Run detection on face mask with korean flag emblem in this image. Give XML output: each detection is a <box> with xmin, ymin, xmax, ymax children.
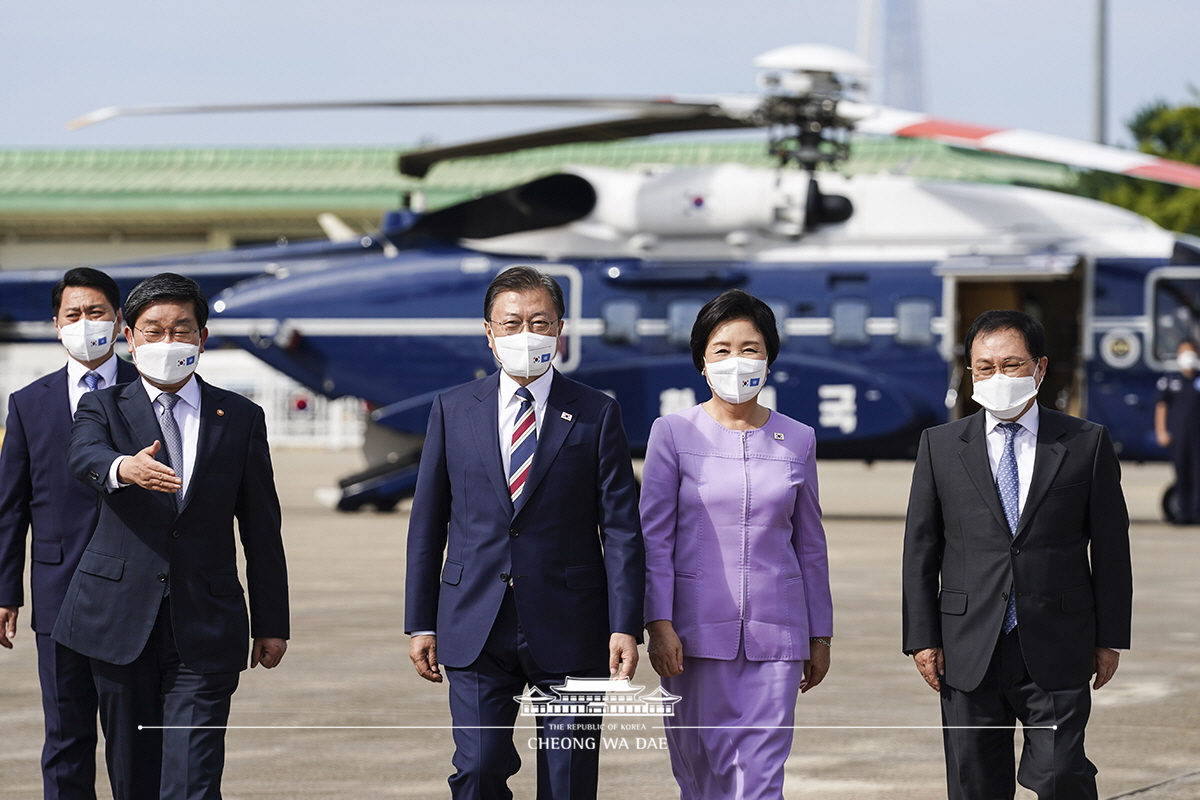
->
<box><xmin>132</xmin><ymin>341</ymin><xmax>200</xmax><ymax>385</ymax></box>
<box><xmin>705</xmin><ymin>356</ymin><xmax>768</xmax><ymax>405</ymax></box>
<box><xmin>59</xmin><ymin>318</ymin><xmax>117</xmax><ymax>362</ymax></box>
<box><xmin>492</xmin><ymin>331</ymin><xmax>557</xmax><ymax>379</ymax></box>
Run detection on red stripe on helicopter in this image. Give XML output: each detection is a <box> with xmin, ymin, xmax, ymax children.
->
<box><xmin>894</xmin><ymin>119</ymin><xmax>1006</xmax><ymax>142</ymax></box>
<box><xmin>1125</xmin><ymin>160</ymin><xmax>1200</xmax><ymax>190</ymax></box>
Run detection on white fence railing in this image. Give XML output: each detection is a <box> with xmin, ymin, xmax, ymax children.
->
<box><xmin>0</xmin><ymin>344</ymin><xmax>365</xmax><ymax>450</ymax></box>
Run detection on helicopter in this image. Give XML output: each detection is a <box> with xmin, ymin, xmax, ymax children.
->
<box><xmin>8</xmin><ymin>43</ymin><xmax>1200</xmax><ymax>513</ymax></box>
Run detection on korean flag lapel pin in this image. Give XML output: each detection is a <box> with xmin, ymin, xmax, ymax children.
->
<box><xmin>561</xmin><ymin>411</ymin><xmax>573</xmax><ymax>422</ymax></box>
<box><xmin>773</xmin><ymin>432</ymin><xmax>785</xmax><ymax>440</ymax></box>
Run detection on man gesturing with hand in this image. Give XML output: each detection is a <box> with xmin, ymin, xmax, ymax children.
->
<box><xmin>55</xmin><ymin>273</ymin><xmax>289</xmax><ymax>800</ymax></box>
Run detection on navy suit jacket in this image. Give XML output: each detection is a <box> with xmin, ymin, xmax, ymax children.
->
<box><xmin>405</xmin><ymin>370</ymin><xmax>644</xmax><ymax>674</ymax></box>
<box><xmin>902</xmin><ymin>407</ymin><xmax>1133</xmax><ymax>691</ymax></box>
<box><xmin>53</xmin><ymin>375</ymin><xmax>289</xmax><ymax>673</ymax></box>
<box><xmin>0</xmin><ymin>359</ymin><xmax>140</xmax><ymax>634</ymax></box>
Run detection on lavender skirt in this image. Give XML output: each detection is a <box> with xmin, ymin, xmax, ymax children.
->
<box><xmin>661</xmin><ymin>648</ymin><xmax>805</xmax><ymax>800</ymax></box>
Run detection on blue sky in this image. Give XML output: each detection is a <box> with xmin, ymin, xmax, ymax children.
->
<box><xmin>1</xmin><ymin>0</ymin><xmax>1195</xmax><ymax>151</ymax></box>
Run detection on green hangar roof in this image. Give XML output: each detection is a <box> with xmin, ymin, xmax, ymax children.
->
<box><xmin>0</xmin><ymin>138</ymin><xmax>1073</xmax><ymax>241</ymax></box>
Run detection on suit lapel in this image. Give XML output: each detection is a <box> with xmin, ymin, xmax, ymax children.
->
<box><xmin>179</xmin><ymin>377</ymin><xmax>230</xmax><ymax>514</ymax></box>
<box><xmin>514</xmin><ymin>373</ymin><xmax>577</xmax><ymax>516</ymax></box>
<box><xmin>1014</xmin><ymin>409</ymin><xmax>1066</xmax><ymax>541</ymax></box>
<box><xmin>470</xmin><ymin>375</ymin><xmax>513</xmax><ymax>513</ymax></box>
<box><xmin>117</xmin><ymin>380</ymin><xmax>175</xmax><ymax>512</ymax></box>
<box><xmin>957</xmin><ymin>411</ymin><xmax>1010</xmax><ymax>532</ymax></box>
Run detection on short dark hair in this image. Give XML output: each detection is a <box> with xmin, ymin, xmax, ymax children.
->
<box><xmin>124</xmin><ymin>273</ymin><xmax>209</xmax><ymax>330</ymax></box>
<box><xmin>964</xmin><ymin>310</ymin><xmax>1046</xmax><ymax>361</ymax></box>
<box><xmin>483</xmin><ymin>266</ymin><xmax>565</xmax><ymax>321</ymax></box>
<box><xmin>52</xmin><ymin>267</ymin><xmax>121</xmax><ymax>316</ymax></box>
<box><xmin>689</xmin><ymin>289</ymin><xmax>781</xmax><ymax>372</ymax></box>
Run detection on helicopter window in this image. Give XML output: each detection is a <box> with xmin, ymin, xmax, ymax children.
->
<box><xmin>602</xmin><ymin>299</ymin><xmax>641</xmax><ymax>346</ymax></box>
<box><xmin>1152</xmin><ymin>273</ymin><xmax>1200</xmax><ymax>360</ymax></box>
<box><xmin>766</xmin><ymin>299</ymin><xmax>790</xmax><ymax>346</ymax></box>
<box><xmin>830</xmin><ymin>299</ymin><xmax>870</xmax><ymax>347</ymax></box>
<box><xmin>668</xmin><ymin>300</ymin><xmax>706</xmax><ymax>348</ymax></box>
<box><xmin>895</xmin><ymin>299</ymin><xmax>936</xmax><ymax>347</ymax></box>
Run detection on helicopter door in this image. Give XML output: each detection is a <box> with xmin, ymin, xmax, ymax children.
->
<box><xmin>539</xmin><ymin>263</ymin><xmax>584</xmax><ymax>373</ymax></box>
<box><xmin>938</xmin><ymin>255</ymin><xmax>1086</xmax><ymax>420</ymax></box>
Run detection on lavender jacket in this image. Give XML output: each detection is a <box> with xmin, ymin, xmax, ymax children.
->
<box><xmin>641</xmin><ymin>405</ymin><xmax>833</xmax><ymax>661</ymax></box>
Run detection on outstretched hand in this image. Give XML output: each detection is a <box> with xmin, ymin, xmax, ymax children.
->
<box><xmin>117</xmin><ymin>440</ymin><xmax>182</xmax><ymax>493</ymax></box>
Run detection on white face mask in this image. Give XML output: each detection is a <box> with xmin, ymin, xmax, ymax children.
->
<box><xmin>972</xmin><ymin>370</ymin><xmax>1040</xmax><ymax>418</ymax></box>
<box><xmin>705</xmin><ymin>357</ymin><xmax>768</xmax><ymax>405</ymax></box>
<box><xmin>1179</xmin><ymin>351</ymin><xmax>1199</xmax><ymax>372</ymax></box>
<box><xmin>133</xmin><ymin>341</ymin><xmax>200</xmax><ymax>385</ymax></box>
<box><xmin>59</xmin><ymin>318</ymin><xmax>117</xmax><ymax>362</ymax></box>
<box><xmin>492</xmin><ymin>330</ymin><xmax>556</xmax><ymax>378</ymax></box>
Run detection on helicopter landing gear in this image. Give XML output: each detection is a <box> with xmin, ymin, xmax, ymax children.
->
<box><xmin>1162</xmin><ymin>482</ymin><xmax>1181</xmax><ymax>524</ymax></box>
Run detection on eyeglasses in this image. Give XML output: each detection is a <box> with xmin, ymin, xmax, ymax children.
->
<box><xmin>488</xmin><ymin>318</ymin><xmax>559</xmax><ymax>336</ymax></box>
<box><xmin>134</xmin><ymin>326</ymin><xmax>198</xmax><ymax>343</ymax></box>
<box><xmin>970</xmin><ymin>357</ymin><xmax>1037</xmax><ymax>379</ymax></box>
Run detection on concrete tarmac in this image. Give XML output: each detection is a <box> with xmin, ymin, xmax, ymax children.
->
<box><xmin>1</xmin><ymin>451</ymin><xmax>1197</xmax><ymax>798</ymax></box>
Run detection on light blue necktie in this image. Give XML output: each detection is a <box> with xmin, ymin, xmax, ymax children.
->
<box><xmin>996</xmin><ymin>421</ymin><xmax>1022</xmax><ymax>633</ymax></box>
<box><xmin>157</xmin><ymin>393</ymin><xmax>183</xmax><ymax>510</ymax></box>
<box><xmin>83</xmin><ymin>371</ymin><xmax>100</xmax><ymax>392</ymax></box>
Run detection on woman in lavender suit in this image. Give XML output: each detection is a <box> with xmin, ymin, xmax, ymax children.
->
<box><xmin>641</xmin><ymin>289</ymin><xmax>834</xmax><ymax>800</ymax></box>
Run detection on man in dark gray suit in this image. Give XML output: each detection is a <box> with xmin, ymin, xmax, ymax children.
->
<box><xmin>56</xmin><ymin>273</ymin><xmax>289</xmax><ymax>800</ymax></box>
<box><xmin>903</xmin><ymin>309</ymin><xmax>1132</xmax><ymax>800</ymax></box>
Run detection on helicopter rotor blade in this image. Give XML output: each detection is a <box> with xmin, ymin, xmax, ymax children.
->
<box><xmin>66</xmin><ymin>96</ymin><xmax>736</xmax><ymax>131</ymax></box>
<box><xmin>397</xmin><ymin>112</ymin><xmax>758</xmax><ymax>177</ymax></box>
<box><xmin>843</xmin><ymin>102</ymin><xmax>1200</xmax><ymax>190</ymax></box>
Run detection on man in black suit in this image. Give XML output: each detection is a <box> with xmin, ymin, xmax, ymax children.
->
<box><xmin>1</xmin><ymin>268</ymin><xmax>139</xmax><ymax>799</ymax></box>
<box><xmin>903</xmin><ymin>309</ymin><xmax>1133</xmax><ymax>799</ymax></box>
<box><xmin>54</xmin><ymin>273</ymin><xmax>289</xmax><ymax>800</ymax></box>
<box><xmin>406</xmin><ymin>265</ymin><xmax>644</xmax><ymax>800</ymax></box>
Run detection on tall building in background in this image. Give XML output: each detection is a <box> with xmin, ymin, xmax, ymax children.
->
<box><xmin>860</xmin><ymin>0</ymin><xmax>925</xmax><ymax>112</ymax></box>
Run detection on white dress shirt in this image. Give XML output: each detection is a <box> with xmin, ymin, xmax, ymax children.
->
<box><xmin>497</xmin><ymin>368</ymin><xmax>553</xmax><ymax>477</ymax></box>
<box><xmin>66</xmin><ymin>353</ymin><xmax>120</xmax><ymax>416</ymax></box>
<box><xmin>107</xmin><ymin>375</ymin><xmax>202</xmax><ymax>498</ymax></box>
<box><xmin>984</xmin><ymin>402</ymin><xmax>1040</xmax><ymax>517</ymax></box>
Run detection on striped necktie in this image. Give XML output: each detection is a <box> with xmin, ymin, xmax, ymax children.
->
<box><xmin>508</xmin><ymin>387</ymin><xmax>537</xmax><ymax>504</ymax></box>
<box><xmin>83</xmin><ymin>371</ymin><xmax>100</xmax><ymax>392</ymax></box>
<box><xmin>996</xmin><ymin>421</ymin><xmax>1021</xmax><ymax>633</ymax></box>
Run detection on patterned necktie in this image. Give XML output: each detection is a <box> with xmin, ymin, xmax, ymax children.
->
<box><xmin>996</xmin><ymin>421</ymin><xmax>1022</xmax><ymax>633</ymax></box>
<box><xmin>83</xmin><ymin>371</ymin><xmax>100</xmax><ymax>392</ymax></box>
<box><xmin>157</xmin><ymin>393</ymin><xmax>184</xmax><ymax>509</ymax></box>
<box><xmin>508</xmin><ymin>387</ymin><xmax>537</xmax><ymax>504</ymax></box>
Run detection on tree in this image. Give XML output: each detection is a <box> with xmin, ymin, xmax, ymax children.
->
<box><xmin>1073</xmin><ymin>97</ymin><xmax>1200</xmax><ymax>236</ymax></box>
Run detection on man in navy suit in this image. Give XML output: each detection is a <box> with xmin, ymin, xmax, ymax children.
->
<box><xmin>0</xmin><ymin>267</ymin><xmax>139</xmax><ymax>799</ymax></box>
<box><xmin>406</xmin><ymin>265</ymin><xmax>644</xmax><ymax>800</ymax></box>
<box><xmin>54</xmin><ymin>272</ymin><xmax>289</xmax><ymax>800</ymax></box>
